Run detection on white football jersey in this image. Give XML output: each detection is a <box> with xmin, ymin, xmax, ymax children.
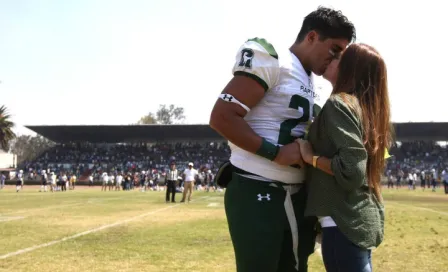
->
<box><xmin>229</xmin><ymin>38</ymin><xmax>323</xmax><ymax>184</ymax></box>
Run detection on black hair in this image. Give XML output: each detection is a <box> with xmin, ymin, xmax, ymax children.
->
<box><xmin>296</xmin><ymin>6</ymin><xmax>356</xmax><ymax>43</ymax></box>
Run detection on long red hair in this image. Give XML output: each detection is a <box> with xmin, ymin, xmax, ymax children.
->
<box><xmin>332</xmin><ymin>43</ymin><xmax>393</xmax><ymax>201</ymax></box>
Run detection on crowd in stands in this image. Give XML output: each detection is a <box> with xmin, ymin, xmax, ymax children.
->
<box><xmin>386</xmin><ymin>141</ymin><xmax>448</xmax><ymax>191</ymax></box>
<box><xmin>19</xmin><ymin>142</ymin><xmax>230</xmax><ymax>182</ymax></box>
<box><xmin>8</xmin><ymin>140</ymin><xmax>448</xmax><ymax>193</ymax></box>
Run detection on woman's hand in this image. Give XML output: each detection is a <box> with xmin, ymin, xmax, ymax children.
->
<box><xmin>297</xmin><ymin>139</ymin><xmax>314</xmax><ymax>165</ymax></box>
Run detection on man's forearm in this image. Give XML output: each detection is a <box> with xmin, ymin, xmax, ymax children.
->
<box><xmin>211</xmin><ymin>110</ymin><xmax>262</xmax><ymax>154</ymax></box>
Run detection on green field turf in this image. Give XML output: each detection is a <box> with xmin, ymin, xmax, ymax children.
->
<box><xmin>0</xmin><ymin>186</ymin><xmax>447</xmax><ymax>272</ymax></box>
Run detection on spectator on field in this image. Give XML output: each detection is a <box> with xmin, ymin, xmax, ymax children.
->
<box><xmin>180</xmin><ymin>162</ymin><xmax>198</xmax><ymax>203</ymax></box>
<box><xmin>70</xmin><ymin>174</ymin><xmax>77</xmax><ymax>190</ymax></box>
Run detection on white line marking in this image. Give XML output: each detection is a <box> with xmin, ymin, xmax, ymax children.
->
<box><xmin>207</xmin><ymin>203</ymin><xmax>219</xmax><ymax>207</ymax></box>
<box><xmin>0</xmin><ymin>196</ymin><xmax>209</xmax><ymax>259</ymax></box>
<box><xmin>0</xmin><ymin>216</ymin><xmax>25</xmax><ymax>222</ymax></box>
<box><xmin>387</xmin><ymin>201</ymin><xmax>448</xmax><ymax>216</ymax></box>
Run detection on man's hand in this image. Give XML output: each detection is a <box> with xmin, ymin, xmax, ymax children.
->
<box><xmin>274</xmin><ymin>142</ymin><xmax>304</xmax><ymax>167</ymax></box>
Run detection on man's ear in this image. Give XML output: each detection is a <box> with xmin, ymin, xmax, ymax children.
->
<box><xmin>307</xmin><ymin>30</ymin><xmax>317</xmax><ymax>43</ymax></box>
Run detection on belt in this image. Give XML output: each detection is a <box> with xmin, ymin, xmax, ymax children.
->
<box><xmin>270</xmin><ymin>183</ymin><xmax>301</xmax><ymax>271</ymax></box>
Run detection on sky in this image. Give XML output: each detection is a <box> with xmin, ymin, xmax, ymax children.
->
<box><xmin>1</xmin><ymin>0</ymin><xmax>447</xmax><ymax>136</ymax></box>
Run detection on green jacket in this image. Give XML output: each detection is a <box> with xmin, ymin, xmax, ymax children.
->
<box><xmin>305</xmin><ymin>94</ymin><xmax>385</xmax><ymax>249</ymax></box>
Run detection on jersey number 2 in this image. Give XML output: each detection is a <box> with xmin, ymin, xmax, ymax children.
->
<box><xmin>277</xmin><ymin>95</ymin><xmax>309</xmax><ymax>145</ymax></box>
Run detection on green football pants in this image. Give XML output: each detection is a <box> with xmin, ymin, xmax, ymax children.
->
<box><xmin>225</xmin><ymin>172</ymin><xmax>317</xmax><ymax>272</ymax></box>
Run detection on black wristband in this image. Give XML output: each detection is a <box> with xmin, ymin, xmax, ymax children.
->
<box><xmin>256</xmin><ymin>138</ymin><xmax>280</xmax><ymax>161</ymax></box>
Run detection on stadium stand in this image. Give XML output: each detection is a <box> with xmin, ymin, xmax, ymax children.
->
<box><xmin>19</xmin><ymin>125</ymin><xmax>229</xmax><ymax>184</ymax></box>
<box><xmin>9</xmin><ymin>123</ymin><xmax>448</xmax><ymax>190</ymax></box>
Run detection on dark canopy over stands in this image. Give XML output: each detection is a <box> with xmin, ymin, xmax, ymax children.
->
<box><xmin>393</xmin><ymin>122</ymin><xmax>448</xmax><ymax>141</ymax></box>
<box><xmin>26</xmin><ymin>125</ymin><xmax>223</xmax><ymax>143</ymax></box>
<box><xmin>26</xmin><ymin>123</ymin><xmax>448</xmax><ymax>143</ymax></box>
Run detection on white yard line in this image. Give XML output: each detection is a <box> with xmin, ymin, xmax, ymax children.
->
<box><xmin>386</xmin><ymin>201</ymin><xmax>448</xmax><ymax>216</ymax></box>
<box><xmin>0</xmin><ymin>216</ymin><xmax>25</xmax><ymax>222</ymax></box>
<box><xmin>0</xmin><ymin>196</ymin><xmax>209</xmax><ymax>260</ymax></box>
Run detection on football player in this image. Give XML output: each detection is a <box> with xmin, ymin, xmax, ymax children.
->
<box><xmin>209</xmin><ymin>7</ymin><xmax>355</xmax><ymax>272</ymax></box>
<box><xmin>101</xmin><ymin>172</ymin><xmax>109</xmax><ymax>191</ymax></box>
<box><xmin>50</xmin><ymin>171</ymin><xmax>57</xmax><ymax>192</ymax></box>
<box><xmin>115</xmin><ymin>172</ymin><xmax>123</xmax><ymax>191</ymax></box>
<box><xmin>108</xmin><ymin>173</ymin><xmax>115</xmax><ymax>191</ymax></box>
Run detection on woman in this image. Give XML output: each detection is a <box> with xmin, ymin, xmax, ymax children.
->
<box><xmin>298</xmin><ymin>43</ymin><xmax>392</xmax><ymax>272</ymax></box>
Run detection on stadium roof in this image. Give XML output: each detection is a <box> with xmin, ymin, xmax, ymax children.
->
<box><xmin>26</xmin><ymin>123</ymin><xmax>448</xmax><ymax>143</ymax></box>
<box><xmin>393</xmin><ymin>122</ymin><xmax>448</xmax><ymax>141</ymax></box>
<box><xmin>26</xmin><ymin>125</ymin><xmax>223</xmax><ymax>143</ymax></box>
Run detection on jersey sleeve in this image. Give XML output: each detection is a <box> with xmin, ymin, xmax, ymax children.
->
<box><xmin>232</xmin><ymin>38</ymin><xmax>280</xmax><ymax>91</ymax></box>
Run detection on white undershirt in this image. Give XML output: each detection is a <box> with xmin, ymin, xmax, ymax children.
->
<box><xmin>318</xmin><ymin>216</ymin><xmax>337</xmax><ymax>228</ymax></box>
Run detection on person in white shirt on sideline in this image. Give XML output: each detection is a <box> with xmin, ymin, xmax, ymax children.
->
<box><xmin>61</xmin><ymin>173</ymin><xmax>68</xmax><ymax>191</ymax></box>
<box><xmin>51</xmin><ymin>172</ymin><xmax>57</xmax><ymax>192</ymax></box>
<box><xmin>408</xmin><ymin>172</ymin><xmax>414</xmax><ymax>190</ymax></box>
<box><xmin>109</xmin><ymin>173</ymin><xmax>115</xmax><ymax>191</ymax></box>
<box><xmin>115</xmin><ymin>173</ymin><xmax>123</xmax><ymax>191</ymax></box>
<box><xmin>102</xmin><ymin>172</ymin><xmax>109</xmax><ymax>191</ymax></box>
<box><xmin>181</xmin><ymin>162</ymin><xmax>198</xmax><ymax>203</ymax></box>
<box><xmin>17</xmin><ymin>170</ymin><xmax>24</xmax><ymax>191</ymax></box>
<box><xmin>40</xmin><ymin>170</ymin><xmax>48</xmax><ymax>192</ymax></box>
<box><xmin>89</xmin><ymin>174</ymin><xmax>94</xmax><ymax>187</ymax></box>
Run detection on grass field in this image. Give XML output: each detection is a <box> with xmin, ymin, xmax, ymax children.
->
<box><xmin>0</xmin><ymin>186</ymin><xmax>447</xmax><ymax>272</ymax></box>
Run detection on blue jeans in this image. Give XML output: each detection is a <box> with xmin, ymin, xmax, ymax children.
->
<box><xmin>322</xmin><ymin>227</ymin><xmax>372</xmax><ymax>272</ymax></box>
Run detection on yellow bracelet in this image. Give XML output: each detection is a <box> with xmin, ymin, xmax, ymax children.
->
<box><xmin>312</xmin><ymin>156</ymin><xmax>320</xmax><ymax>168</ymax></box>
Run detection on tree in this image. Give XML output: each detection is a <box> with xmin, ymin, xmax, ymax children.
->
<box><xmin>10</xmin><ymin>135</ymin><xmax>55</xmax><ymax>165</ymax></box>
<box><xmin>137</xmin><ymin>113</ymin><xmax>157</xmax><ymax>125</ymax></box>
<box><xmin>137</xmin><ymin>104</ymin><xmax>186</xmax><ymax>125</ymax></box>
<box><xmin>156</xmin><ymin>104</ymin><xmax>185</xmax><ymax>125</ymax></box>
<box><xmin>0</xmin><ymin>105</ymin><xmax>16</xmax><ymax>151</ymax></box>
